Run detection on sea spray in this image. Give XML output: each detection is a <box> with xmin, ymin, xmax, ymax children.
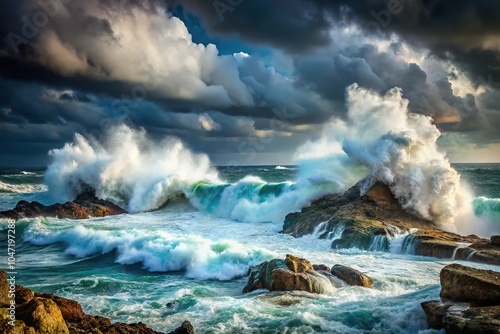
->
<box><xmin>45</xmin><ymin>125</ymin><xmax>219</xmax><ymax>212</ymax></box>
<box><xmin>295</xmin><ymin>84</ymin><xmax>476</xmax><ymax>235</ymax></box>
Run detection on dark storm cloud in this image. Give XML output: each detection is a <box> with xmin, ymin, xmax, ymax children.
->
<box><xmin>169</xmin><ymin>0</ymin><xmax>332</xmax><ymax>53</ymax></box>
<box><xmin>176</xmin><ymin>0</ymin><xmax>500</xmax><ymax>80</ymax></box>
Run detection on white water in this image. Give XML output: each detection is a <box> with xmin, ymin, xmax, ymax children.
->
<box><xmin>7</xmin><ymin>208</ymin><xmax>499</xmax><ymax>333</ymax></box>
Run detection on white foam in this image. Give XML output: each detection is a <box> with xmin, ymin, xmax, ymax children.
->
<box><xmin>22</xmin><ymin>221</ymin><xmax>275</xmax><ymax>280</ymax></box>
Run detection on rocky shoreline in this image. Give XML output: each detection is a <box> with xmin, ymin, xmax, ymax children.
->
<box><xmin>0</xmin><ymin>271</ymin><xmax>194</xmax><ymax>334</ymax></box>
<box><xmin>0</xmin><ymin>191</ymin><xmax>127</xmax><ymax>221</ymax></box>
<box><xmin>421</xmin><ymin>264</ymin><xmax>500</xmax><ymax>333</ymax></box>
<box><xmin>283</xmin><ymin>181</ymin><xmax>500</xmax><ymax>265</ymax></box>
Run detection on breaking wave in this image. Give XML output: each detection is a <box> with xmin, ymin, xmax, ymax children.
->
<box><xmin>22</xmin><ymin>219</ymin><xmax>275</xmax><ymax>280</ymax></box>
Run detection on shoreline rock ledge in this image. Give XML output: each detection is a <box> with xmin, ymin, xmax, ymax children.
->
<box><xmin>283</xmin><ymin>181</ymin><xmax>500</xmax><ymax>265</ymax></box>
<box><xmin>0</xmin><ymin>270</ymin><xmax>194</xmax><ymax>334</ymax></box>
<box><xmin>0</xmin><ymin>191</ymin><xmax>127</xmax><ymax>221</ymax></box>
<box><xmin>421</xmin><ymin>263</ymin><xmax>500</xmax><ymax>334</ymax></box>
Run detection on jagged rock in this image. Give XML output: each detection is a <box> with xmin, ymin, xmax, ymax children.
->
<box><xmin>330</xmin><ymin>264</ymin><xmax>372</xmax><ymax>288</ymax></box>
<box><xmin>283</xmin><ymin>181</ymin><xmax>500</xmax><ymax>265</ymax></box>
<box><xmin>443</xmin><ymin>305</ymin><xmax>500</xmax><ymax>334</ymax></box>
<box><xmin>167</xmin><ymin>320</ymin><xmax>195</xmax><ymax>334</ymax></box>
<box><xmin>284</xmin><ymin>254</ymin><xmax>313</xmax><ymax>273</ymax></box>
<box><xmin>421</xmin><ymin>264</ymin><xmax>500</xmax><ymax>333</ymax></box>
<box><xmin>0</xmin><ymin>271</ymin><xmax>194</xmax><ymax>334</ymax></box>
<box><xmin>0</xmin><ymin>191</ymin><xmax>127</xmax><ymax>220</ymax></box>
<box><xmin>243</xmin><ymin>255</ymin><xmax>368</xmax><ymax>294</ymax></box>
<box><xmin>421</xmin><ymin>300</ymin><xmax>455</xmax><ymax>329</ymax></box>
<box><xmin>440</xmin><ymin>264</ymin><xmax>500</xmax><ymax>305</ymax></box>
<box><xmin>312</xmin><ymin>264</ymin><xmax>331</xmax><ymax>272</ymax></box>
<box><xmin>0</xmin><ymin>271</ymin><xmax>9</xmax><ymax>307</ymax></box>
<box><xmin>15</xmin><ymin>286</ymin><xmax>34</xmax><ymax>305</ymax></box>
<box><xmin>17</xmin><ymin>298</ymin><xmax>69</xmax><ymax>334</ymax></box>
<box><xmin>492</xmin><ymin>236</ymin><xmax>500</xmax><ymax>246</ymax></box>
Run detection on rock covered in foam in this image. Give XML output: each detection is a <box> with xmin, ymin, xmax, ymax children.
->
<box><xmin>0</xmin><ymin>191</ymin><xmax>127</xmax><ymax>220</ymax></box>
<box><xmin>243</xmin><ymin>254</ymin><xmax>370</xmax><ymax>294</ymax></box>
<box><xmin>421</xmin><ymin>264</ymin><xmax>500</xmax><ymax>333</ymax></box>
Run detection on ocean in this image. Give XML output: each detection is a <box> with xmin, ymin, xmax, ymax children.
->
<box><xmin>0</xmin><ymin>164</ymin><xmax>499</xmax><ymax>333</ymax></box>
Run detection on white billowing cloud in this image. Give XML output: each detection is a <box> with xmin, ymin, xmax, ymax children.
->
<box><xmin>29</xmin><ymin>0</ymin><xmax>254</xmax><ymax>108</ymax></box>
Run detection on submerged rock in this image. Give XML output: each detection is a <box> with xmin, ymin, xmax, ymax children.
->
<box><xmin>421</xmin><ymin>264</ymin><xmax>500</xmax><ymax>333</ymax></box>
<box><xmin>0</xmin><ymin>191</ymin><xmax>127</xmax><ymax>220</ymax></box>
<box><xmin>283</xmin><ymin>181</ymin><xmax>500</xmax><ymax>265</ymax></box>
<box><xmin>0</xmin><ymin>270</ymin><xmax>194</xmax><ymax>333</ymax></box>
<box><xmin>243</xmin><ymin>254</ymin><xmax>370</xmax><ymax>294</ymax></box>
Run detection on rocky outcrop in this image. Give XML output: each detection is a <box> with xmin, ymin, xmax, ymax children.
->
<box><xmin>421</xmin><ymin>264</ymin><xmax>500</xmax><ymax>333</ymax></box>
<box><xmin>283</xmin><ymin>181</ymin><xmax>500</xmax><ymax>265</ymax></box>
<box><xmin>0</xmin><ymin>271</ymin><xmax>194</xmax><ymax>333</ymax></box>
<box><xmin>0</xmin><ymin>191</ymin><xmax>127</xmax><ymax>220</ymax></box>
<box><xmin>243</xmin><ymin>254</ymin><xmax>371</xmax><ymax>294</ymax></box>
<box><xmin>439</xmin><ymin>264</ymin><xmax>500</xmax><ymax>305</ymax></box>
<box><xmin>330</xmin><ymin>264</ymin><xmax>372</xmax><ymax>288</ymax></box>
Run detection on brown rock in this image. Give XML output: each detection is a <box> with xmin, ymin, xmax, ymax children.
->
<box><xmin>421</xmin><ymin>300</ymin><xmax>454</xmax><ymax>329</ymax></box>
<box><xmin>270</xmin><ymin>268</ymin><xmax>312</xmax><ymax>292</ymax></box>
<box><xmin>168</xmin><ymin>320</ymin><xmax>195</xmax><ymax>334</ymax></box>
<box><xmin>491</xmin><ymin>236</ymin><xmax>500</xmax><ymax>246</ymax></box>
<box><xmin>0</xmin><ymin>191</ymin><xmax>127</xmax><ymax>221</ymax></box>
<box><xmin>443</xmin><ymin>305</ymin><xmax>500</xmax><ymax>334</ymax></box>
<box><xmin>330</xmin><ymin>264</ymin><xmax>372</xmax><ymax>288</ymax></box>
<box><xmin>35</xmin><ymin>293</ymin><xmax>86</xmax><ymax>323</ymax></box>
<box><xmin>440</xmin><ymin>264</ymin><xmax>500</xmax><ymax>305</ymax></box>
<box><xmin>0</xmin><ymin>271</ymin><xmax>9</xmax><ymax>307</ymax></box>
<box><xmin>284</xmin><ymin>254</ymin><xmax>313</xmax><ymax>273</ymax></box>
<box><xmin>17</xmin><ymin>298</ymin><xmax>69</xmax><ymax>334</ymax></box>
<box><xmin>312</xmin><ymin>264</ymin><xmax>331</xmax><ymax>272</ymax></box>
<box><xmin>15</xmin><ymin>286</ymin><xmax>34</xmax><ymax>305</ymax></box>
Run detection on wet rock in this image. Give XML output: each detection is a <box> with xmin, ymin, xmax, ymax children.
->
<box><xmin>0</xmin><ymin>271</ymin><xmax>9</xmax><ymax>307</ymax></box>
<box><xmin>167</xmin><ymin>320</ymin><xmax>195</xmax><ymax>334</ymax></box>
<box><xmin>491</xmin><ymin>236</ymin><xmax>500</xmax><ymax>246</ymax></box>
<box><xmin>330</xmin><ymin>264</ymin><xmax>372</xmax><ymax>288</ymax></box>
<box><xmin>440</xmin><ymin>264</ymin><xmax>500</xmax><ymax>305</ymax></box>
<box><xmin>15</xmin><ymin>286</ymin><xmax>34</xmax><ymax>305</ymax></box>
<box><xmin>17</xmin><ymin>298</ymin><xmax>69</xmax><ymax>334</ymax></box>
<box><xmin>284</xmin><ymin>254</ymin><xmax>313</xmax><ymax>273</ymax></box>
<box><xmin>421</xmin><ymin>264</ymin><xmax>500</xmax><ymax>333</ymax></box>
<box><xmin>243</xmin><ymin>255</ymin><xmax>368</xmax><ymax>294</ymax></box>
<box><xmin>283</xmin><ymin>181</ymin><xmax>500</xmax><ymax>265</ymax></box>
<box><xmin>0</xmin><ymin>270</ymin><xmax>194</xmax><ymax>334</ymax></box>
<box><xmin>0</xmin><ymin>191</ymin><xmax>127</xmax><ymax>220</ymax></box>
<box><xmin>312</xmin><ymin>264</ymin><xmax>331</xmax><ymax>272</ymax></box>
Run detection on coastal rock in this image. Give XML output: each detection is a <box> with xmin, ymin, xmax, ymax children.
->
<box><xmin>491</xmin><ymin>236</ymin><xmax>500</xmax><ymax>246</ymax></box>
<box><xmin>0</xmin><ymin>271</ymin><xmax>195</xmax><ymax>334</ymax></box>
<box><xmin>243</xmin><ymin>255</ymin><xmax>369</xmax><ymax>294</ymax></box>
<box><xmin>421</xmin><ymin>264</ymin><xmax>500</xmax><ymax>333</ymax></box>
<box><xmin>167</xmin><ymin>320</ymin><xmax>195</xmax><ymax>334</ymax></box>
<box><xmin>330</xmin><ymin>264</ymin><xmax>372</xmax><ymax>288</ymax></box>
<box><xmin>17</xmin><ymin>298</ymin><xmax>69</xmax><ymax>334</ymax></box>
<box><xmin>0</xmin><ymin>191</ymin><xmax>127</xmax><ymax>220</ymax></box>
<box><xmin>440</xmin><ymin>264</ymin><xmax>500</xmax><ymax>305</ymax></box>
<box><xmin>283</xmin><ymin>181</ymin><xmax>500</xmax><ymax>265</ymax></box>
<box><xmin>0</xmin><ymin>271</ymin><xmax>9</xmax><ymax>307</ymax></box>
<box><xmin>284</xmin><ymin>254</ymin><xmax>313</xmax><ymax>273</ymax></box>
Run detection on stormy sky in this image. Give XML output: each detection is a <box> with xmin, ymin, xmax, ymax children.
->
<box><xmin>1</xmin><ymin>0</ymin><xmax>499</xmax><ymax>167</ymax></box>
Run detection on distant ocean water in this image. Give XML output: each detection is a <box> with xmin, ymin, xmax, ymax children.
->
<box><xmin>0</xmin><ymin>164</ymin><xmax>499</xmax><ymax>333</ymax></box>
